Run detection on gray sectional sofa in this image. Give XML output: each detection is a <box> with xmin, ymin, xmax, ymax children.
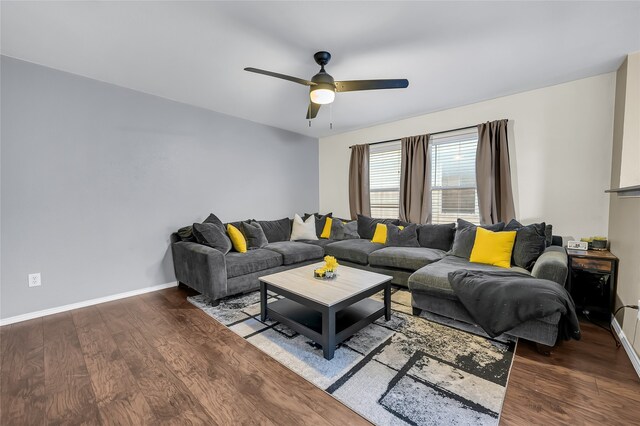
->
<box><xmin>171</xmin><ymin>214</ymin><xmax>569</xmax><ymax>347</ymax></box>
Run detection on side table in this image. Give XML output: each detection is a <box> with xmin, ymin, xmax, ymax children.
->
<box><xmin>567</xmin><ymin>249</ymin><xmax>619</xmax><ymax>320</ymax></box>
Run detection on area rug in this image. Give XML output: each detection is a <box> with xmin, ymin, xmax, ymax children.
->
<box><xmin>188</xmin><ymin>288</ymin><xmax>516</xmax><ymax>426</ymax></box>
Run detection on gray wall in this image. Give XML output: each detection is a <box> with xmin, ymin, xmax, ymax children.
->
<box><xmin>0</xmin><ymin>56</ymin><xmax>319</xmax><ymax>319</ymax></box>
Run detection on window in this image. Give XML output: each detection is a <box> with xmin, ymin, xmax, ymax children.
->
<box><xmin>430</xmin><ymin>131</ymin><xmax>479</xmax><ymax>224</ymax></box>
<box><xmin>369</xmin><ymin>140</ymin><xmax>401</xmax><ymax>219</ymax></box>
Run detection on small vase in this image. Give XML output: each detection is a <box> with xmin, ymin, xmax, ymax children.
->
<box><xmin>325</xmin><ymin>270</ymin><xmax>335</xmax><ymax>279</ymax></box>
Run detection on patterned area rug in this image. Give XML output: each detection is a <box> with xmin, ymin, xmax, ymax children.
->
<box><xmin>189</xmin><ymin>288</ymin><xmax>516</xmax><ymax>426</ymax></box>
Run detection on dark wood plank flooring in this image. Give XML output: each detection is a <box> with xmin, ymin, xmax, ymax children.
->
<box><xmin>1</xmin><ymin>286</ymin><xmax>638</xmax><ymax>425</ymax></box>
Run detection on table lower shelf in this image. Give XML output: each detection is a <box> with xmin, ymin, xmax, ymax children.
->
<box><xmin>266</xmin><ymin>297</ymin><xmax>384</xmax><ymax>345</ymax></box>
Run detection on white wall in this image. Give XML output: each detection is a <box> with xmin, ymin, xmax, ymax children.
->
<box><xmin>320</xmin><ymin>73</ymin><xmax>616</xmax><ymax>238</ymax></box>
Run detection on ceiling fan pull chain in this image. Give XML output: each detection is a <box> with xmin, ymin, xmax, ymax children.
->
<box><xmin>330</xmin><ymin>104</ymin><xmax>333</xmax><ymax>130</ymax></box>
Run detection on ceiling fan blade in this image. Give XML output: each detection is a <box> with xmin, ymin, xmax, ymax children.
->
<box><xmin>306</xmin><ymin>102</ymin><xmax>321</xmax><ymax>119</ymax></box>
<box><xmin>244</xmin><ymin>67</ymin><xmax>316</xmax><ymax>86</ymax></box>
<box><xmin>335</xmin><ymin>79</ymin><xmax>409</xmax><ymax>92</ymax></box>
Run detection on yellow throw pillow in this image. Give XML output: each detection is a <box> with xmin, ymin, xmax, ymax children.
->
<box><xmin>469</xmin><ymin>227</ymin><xmax>517</xmax><ymax>268</ymax></box>
<box><xmin>371</xmin><ymin>223</ymin><xmax>388</xmax><ymax>244</ymax></box>
<box><xmin>320</xmin><ymin>217</ymin><xmax>333</xmax><ymax>239</ymax></box>
<box><xmin>227</xmin><ymin>224</ymin><xmax>247</xmax><ymax>253</ymax></box>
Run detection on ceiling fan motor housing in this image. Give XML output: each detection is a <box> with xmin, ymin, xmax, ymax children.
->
<box><xmin>313</xmin><ymin>51</ymin><xmax>332</xmax><ymax>66</ymax></box>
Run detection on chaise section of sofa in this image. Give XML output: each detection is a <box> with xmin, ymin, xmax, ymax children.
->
<box><xmin>408</xmin><ymin>246</ymin><xmax>569</xmax><ymax>346</ymax></box>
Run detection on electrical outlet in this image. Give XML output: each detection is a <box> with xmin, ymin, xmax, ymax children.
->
<box><xmin>28</xmin><ymin>273</ymin><xmax>41</xmax><ymax>287</ymax></box>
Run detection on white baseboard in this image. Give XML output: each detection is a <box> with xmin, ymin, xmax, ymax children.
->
<box><xmin>611</xmin><ymin>317</ymin><xmax>640</xmax><ymax>379</ymax></box>
<box><xmin>0</xmin><ymin>281</ymin><xmax>178</xmax><ymax>326</ymax></box>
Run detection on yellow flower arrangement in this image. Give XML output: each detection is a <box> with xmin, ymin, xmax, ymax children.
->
<box><xmin>324</xmin><ymin>255</ymin><xmax>339</xmax><ymax>272</ymax></box>
<box><xmin>314</xmin><ymin>267</ymin><xmax>327</xmax><ymax>277</ymax></box>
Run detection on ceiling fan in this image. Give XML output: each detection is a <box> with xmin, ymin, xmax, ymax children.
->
<box><xmin>244</xmin><ymin>51</ymin><xmax>409</xmax><ymax>120</ymax></box>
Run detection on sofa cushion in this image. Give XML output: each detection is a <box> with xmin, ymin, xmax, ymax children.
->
<box><xmin>369</xmin><ymin>247</ymin><xmax>446</xmax><ymax>271</ymax></box>
<box><xmin>386</xmin><ymin>224</ymin><xmax>420</xmax><ymax>247</ymax></box>
<box><xmin>203</xmin><ymin>213</ymin><xmax>226</xmax><ymax>231</ymax></box>
<box><xmin>177</xmin><ymin>213</ymin><xmax>226</xmax><ymax>243</ymax></box>
<box><xmin>227</xmin><ymin>224</ymin><xmax>248</xmax><ymax>253</ymax></box>
<box><xmin>242</xmin><ymin>221</ymin><xmax>269</xmax><ymax>250</ymax></box>
<box><xmin>469</xmin><ymin>227</ymin><xmax>517</xmax><ymax>269</ymax></box>
<box><xmin>257</xmin><ymin>218</ymin><xmax>291</xmax><ymax>243</ymax></box>
<box><xmin>450</xmin><ymin>219</ymin><xmax>505</xmax><ymax>259</ymax></box>
<box><xmin>290</xmin><ymin>214</ymin><xmax>318</xmax><ymax>241</ymax></box>
<box><xmin>357</xmin><ymin>215</ymin><xmax>399</xmax><ymax>240</ymax></box>
<box><xmin>324</xmin><ymin>239</ymin><xmax>385</xmax><ymax>265</ymax></box>
<box><xmin>504</xmin><ymin>219</ymin><xmax>547</xmax><ymax>270</ymax></box>
<box><xmin>192</xmin><ymin>222</ymin><xmax>232</xmax><ymax>254</ymax></box>
<box><xmin>177</xmin><ymin>225</ymin><xmax>196</xmax><ymax>242</ymax></box>
<box><xmin>408</xmin><ymin>255</ymin><xmax>530</xmax><ymax>300</ymax></box>
<box><xmin>417</xmin><ymin>223</ymin><xmax>456</xmax><ymax>251</ymax></box>
<box><xmin>225</xmin><ymin>249</ymin><xmax>283</xmax><ymax>278</ymax></box>
<box><xmin>325</xmin><ymin>219</ymin><xmax>358</xmax><ymax>241</ymax></box>
<box><xmin>264</xmin><ymin>241</ymin><xmax>324</xmax><ymax>265</ymax></box>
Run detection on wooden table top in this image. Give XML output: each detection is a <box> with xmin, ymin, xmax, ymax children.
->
<box><xmin>259</xmin><ymin>262</ymin><xmax>392</xmax><ymax>307</ymax></box>
<box><xmin>566</xmin><ymin>249</ymin><xmax>618</xmax><ymax>260</ymax></box>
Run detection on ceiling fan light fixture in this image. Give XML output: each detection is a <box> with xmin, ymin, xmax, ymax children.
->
<box><xmin>309</xmin><ymin>86</ymin><xmax>335</xmax><ymax>105</ymax></box>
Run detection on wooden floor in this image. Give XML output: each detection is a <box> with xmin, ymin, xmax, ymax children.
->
<box><xmin>1</xmin><ymin>286</ymin><xmax>638</xmax><ymax>425</ymax></box>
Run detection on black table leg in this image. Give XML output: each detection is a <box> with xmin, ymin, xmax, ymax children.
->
<box><xmin>322</xmin><ymin>308</ymin><xmax>336</xmax><ymax>360</ymax></box>
<box><xmin>384</xmin><ymin>282</ymin><xmax>391</xmax><ymax>321</ymax></box>
<box><xmin>260</xmin><ymin>281</ymin><xmax>267</xmax><ymax>322</ymax></box>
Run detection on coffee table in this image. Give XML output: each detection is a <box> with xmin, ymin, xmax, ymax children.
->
<box><xmin>259</xmin><ymin>262</ymin><xmax>392</xmax><ymax>360</ymax></box>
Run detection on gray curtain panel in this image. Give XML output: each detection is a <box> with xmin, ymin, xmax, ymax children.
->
<box><xmin>399</xmin><ymin>134</ymin><xmax>431</xmax><ymax>224</ymax></box>
<box><xmin>349</xmin><ymin>144</ymin><xmax>371</xmax><ymax>219</ymax></box>
<box><xmin>476</xmin><ymin>120</ymin><xmax>516</xmax><ymax>224</ymax></box>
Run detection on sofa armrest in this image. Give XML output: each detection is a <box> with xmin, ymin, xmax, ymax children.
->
<box><xmin>531</xmin><ymin>246</ymin><xmax>568</xmax><ymax>287</ymax></box>
<box><xmin>171</xmin><ymin>241</ymin><xmax>228</xmax><ymax>300</ymax></box>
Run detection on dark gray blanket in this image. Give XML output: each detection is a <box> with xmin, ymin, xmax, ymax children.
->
<box><xmin>448</xmin><ymin>270</ymin><xmax>580</xmax><ymax>341</ymax></box>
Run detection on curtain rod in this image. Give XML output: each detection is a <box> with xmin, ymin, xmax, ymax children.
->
<box><xmin>348</xmin><ymin>124</ymin><xmax>478</xmax><ymax>149</ymax></box>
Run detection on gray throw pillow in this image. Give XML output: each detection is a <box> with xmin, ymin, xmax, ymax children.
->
<box><xmin>257</xmin><ymin>218</ymin><xmax>291</xmax><ymax>243</ymax></box>
<box><xmin>417</xmin><ymin>223</ymin><xmax>456</xmax><ymax>251</ymax></box>
<box><xmin>386</xmin><ymin>224</ymin><xmax>420</xmax><ymax>247</ymax></box>
<box><xmin>329</xmin><ymin>219</ymin><xmax>345</xmax><ymax>240</ymax></box>
<box><xmin>192</xmin><ymin>222</ymin><xmax>232</xmax><ymax>254</ymax></box>
<box><xmin>505</xmin><ymin>219</ymin><xmax>547</xmax><ymax>270</ymax></box>
<box><xmin>342</xmin><ymin>220</ymin><xmax>360</xmax><ymax>239</ymax></box>
<box><xmin>357</xmin><ymin>214</ymin><xmax>399</xmax><ymax>240</ymax></box>
<box><xmin>177</xmin><ymin>225</ymin><xmax>195</xmax><ymax>242</ymax></box>
<box><xmin>203</xmin><ymin>213</ymin><xmax>226</xmax><ymax>231</ymax></box>
<box><xmin>303</xmin><ymin>212</ymin><xmax>333</xmax><ymax>237</ymax></box>
<box><xmin>328</xmin><ymin>219</ymin><xmax>359</xmax><ymax>240</ymax></box>
<box><xmin>449</xmin><ymin>219</ymin><xmax>505</xmax><ymax>259</ymax></box>
<box><xmin>544</xmin><ymin>224</ymin><xmax>553</xmax><ymax>247</ymax></box>
<box><xmin>241</xmin><ymin>221</ymin><xmax>268</xmax><ymax>249</ymax></box>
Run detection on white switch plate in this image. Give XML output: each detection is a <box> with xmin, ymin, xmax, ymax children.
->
<box><xmin>28</xmin><ymin>273</ymin><xmax>41</xmax><ymax>287</ymax></box>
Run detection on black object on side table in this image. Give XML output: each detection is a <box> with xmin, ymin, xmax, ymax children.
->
<box><xmin>567</xmin><ymin>249</ymin><xmax>619</xmax><ymax>322</ymax></box>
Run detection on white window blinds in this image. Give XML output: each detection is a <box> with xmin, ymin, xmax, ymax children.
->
<box><xmin>430</xmin><ymin>131</ymin><xmax>480</xmax><ymax>225</ymax></box>
<box><xmin>369</xmin><ymin>140</ymin><xmax>401</xmax><ymax>219</ymax></box>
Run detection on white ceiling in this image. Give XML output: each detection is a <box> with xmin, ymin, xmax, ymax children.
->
<box><xmin>2</xmin><ymin>1</ymin><xmax>639</xmax><ymax>138</ymax></box>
